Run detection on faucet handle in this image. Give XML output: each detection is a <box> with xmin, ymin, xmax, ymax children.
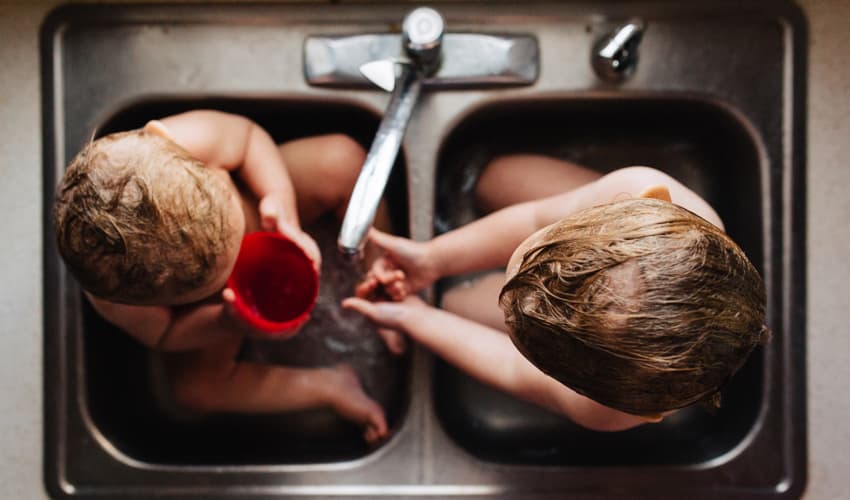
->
<box><xmin>358</xmin><ymin>7</ymin><xmax>445</xmax><ymax>93</ymax></box>
<box><xmin>402</xmin><ymin>7</ymin><xmax>444</xmax><ymax>75</ymax></box>
<box><xmin>592</xmin><ymin>18</ymin><xmax>645</xmax><ymax>82</ymax></box>
<box><xmin>360</xmin><ymin>58</ymin><xmax>404</xmax><ymax>92</ymax></box>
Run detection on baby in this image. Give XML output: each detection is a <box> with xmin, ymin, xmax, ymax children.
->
<box><xmin>53</xmin><ymin>110</ymin><xmax>392</xmax><ymax>443</ymax></box>
<box><xmin>345</xmin><ymin>156</ymin><xmax>769</xmax><ymax>431</ymax></box>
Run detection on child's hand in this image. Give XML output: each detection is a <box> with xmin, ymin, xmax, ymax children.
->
<box><xmin>355</xmin><ymin>257</ymin><xmax>407</xmax><ymax>302</ymax></box>
<box><xmin>220</xmin><ymin>287</ymin><xmax>260</xmax><ymax>335</ymax></box>
<box><xmin>366</xmin><ymin>229</ymin><xmax>439</xmax><ymax>296</ymax></box>
<box><xmin>259</xmin><ymin>194</ymin><xmax>322</xmax><ymax>272</ymax></box>
<box><xmin>276</xmin><ymin>220</ymin><xmax>322</xmax><ymax>273</ymax></box>
<box><xmin>342</xmin><ymin>294</ymin><xmax>426</xmax><ymax>332</ymax></box>
<box><xmin>342</xmin><ymin>295</ymin><xmax>425</xmax><ymax>355</ymax></box>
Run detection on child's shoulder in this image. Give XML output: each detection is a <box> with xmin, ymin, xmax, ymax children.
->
<box><xmin>85</xmin><ymin>292</ymin><xmax>172</xmax><ymax>348</ymax></box>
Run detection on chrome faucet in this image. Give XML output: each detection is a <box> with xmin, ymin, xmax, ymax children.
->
<box><xmin>592</xmin><ymin>19</ymin><xmax>646</xmax><ymax>82</ymax></box>
<box><xmin>337</xmin><ymin>7</ymin><xmax>445</xmax><ymax>256</ymax></box>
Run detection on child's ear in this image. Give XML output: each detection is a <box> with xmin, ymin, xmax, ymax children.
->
<box><xmin>143</xmin><ymin>120</ymin><xmax>174</xmax><ymax>141</ymax></box>
<box><xmin>638</xmin><ymin>184</ymin><xmax>672</xmax><ymax>202</ymax></box>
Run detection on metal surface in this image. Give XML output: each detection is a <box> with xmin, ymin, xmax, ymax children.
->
<box><xmin>338</xmin><ymin>7</ymin><xmax>444</xmax><ymax>255</ymax></box>
<box><xmin>304</xmin><ymin>33</ymin><xmax>539</xmax><ymax>88</ymax></box>
<box><xmin>402</xmin><ymin>7</ymin><xmax>444</xmax><ymax>73</ymax></box>
<box><xmin>41</xmin><ymin>2</ymin><xmax>806</xmax><ymax>499</ymax></box>
<box><xmin>592</xmin><ymin>19</ymin><xmax>645</xmax><ymax>82</ymax></box>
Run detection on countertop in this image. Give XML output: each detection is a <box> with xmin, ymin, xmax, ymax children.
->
<box><xmin>1</xmin><ymin>0</ymin><xmax>847</xmax><ymax>498</ymax></box>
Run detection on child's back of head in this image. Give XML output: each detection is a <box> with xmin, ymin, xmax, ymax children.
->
<box><xmin>54</xmin><ymin>130</ymin><xmax>237</xmax><ymax>304</ymax></box>
<box><xmin>499</xmin><ymin>198</ymin><xmax>769</xmax><ymax>415</ymax></box>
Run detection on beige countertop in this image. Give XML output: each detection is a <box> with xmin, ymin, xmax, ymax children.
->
<box><xmin>1</xmin><ymin>0</ymin><xmax>847</xmax><ymax>498</ymax></box>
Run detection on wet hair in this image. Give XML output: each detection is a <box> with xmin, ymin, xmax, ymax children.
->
<box><xmin>53</xmin><ymin>129</ymin><xmax>236</xmax><ymax>303</ymax></box>
<box><xmin>499</xmin><ymin>198</ymin><xmax>770</xmax><ymax>416</ymax></box>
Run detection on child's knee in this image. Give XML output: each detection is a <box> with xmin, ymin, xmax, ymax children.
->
<box><xmin>316</xmin><ymin>134</ymin><xmax>367</xmax><ymax>178</ymax></box>
<box><xmin>474</xmin><ymin>155</ymin><xmax>527</xmax><ymax>212</ymax></box>
<box><xmin>476</xmin><ymin>155</ymin><xmax>521</xmax><ymax>198</ymax></box>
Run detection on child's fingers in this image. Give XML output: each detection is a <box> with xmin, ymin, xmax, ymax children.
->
<box><xmin>341</xmin><ymin>297</ymin><xmax>377</xmax><ymax>318</ymax></box>
<box><xmin>364</xmin><ymin>427</ymin><xmax>378</xmax><ymax>444</ymax></box>
<box><xmin>368</xmin><ymin>228</ymin><xmax>410</xmax><ymax>261</ymax></box>
<box><xmin>258</xmin><ymin>197</ymin><xmax>282</xmax><ymax>230</ymax></box>
<box><xmin>367</xmin><ymin>228</ymin><xmax>394</xmax><ymax>251</ymax></box>
<box><xmin>387</xmin><ymin>281</ymin><xmax>408</xmax><ymax>302</ymax></box>
<box><xmin>377</xmin><ymin>327</ymin><xmax>407</xmax><ymax>355</ymax></box>
<box><xmin>342</xmin><ymin>297</ymin><xmax>405</xmax><ymax>329</ymax></box>
<box><xmin>354</xmin><ymin>274</ymin><xmax>379</xmax><ymax>299</ymax></box>
<box><xmin>374</xmin><ymin>258</ymin><xmax>405</xmax><ymax>284</ymax></box>
<box><xmin>221</xmin><ymin>288</ymin><xmax>240</xmax><ymax>321</ymax></box>
<box><xmin>364</xmin><ymin>419</ymin><xmax>388</xmax><ymax>445</ymax></box>
<box><xmin>277</xmin><ymin>220</ymin><xmax>322</xmax><ymax>271</ymax></box>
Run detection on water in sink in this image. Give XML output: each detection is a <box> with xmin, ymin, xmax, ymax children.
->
<box><xmin>241</xmin><ymin>217</ymin><xmax>407</xmax><ymax>420</ymax></box>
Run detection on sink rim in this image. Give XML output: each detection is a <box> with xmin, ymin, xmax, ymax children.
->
<box><xmin>42</xmin><ymin>1</ymin><xmax>807</xmax><ymax>497</ymax></box>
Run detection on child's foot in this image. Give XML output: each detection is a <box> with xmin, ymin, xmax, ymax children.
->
<box><xmin>326</xmin><ymin>364</ymin><xmax>388</xmax><ymax>445</ymax></box>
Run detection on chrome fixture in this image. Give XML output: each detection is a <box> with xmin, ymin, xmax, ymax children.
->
<box><xmin>592</xmin><ymin>19</ymin><xmax>646</xmax><ymax>82</ymax></box>
<box><xmin>305</xmin><ymin>7</ymin><xmax>538</xmax><ymax>255</ymax></box>
<box><xmin>336</xmin><ymin>7</ymin><xmax>446</xmax><ymax>256</ymax></box>
<box><xmin>303</xmin><ymin>31</ymin><xmax>538</xmax><ymax>90</ymax></box>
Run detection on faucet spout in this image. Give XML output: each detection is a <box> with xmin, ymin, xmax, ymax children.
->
<box><xmin>337</xmin><ymin>63</ymin><xmax>424</xmax><ymax>256</ymax></box>
<box><xmin>337</xmin><ymin>7</ymin><xmax>445</xmax><ymax>257</ymax></box>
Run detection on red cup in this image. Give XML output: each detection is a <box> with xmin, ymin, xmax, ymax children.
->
<box><xmin>226</xmin><ymin>232</ymin><xmax>319</xmax><ymax>335</ymax></box>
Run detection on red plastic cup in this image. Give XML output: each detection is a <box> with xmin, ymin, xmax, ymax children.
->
<box><xmin>226</xmin><ymin>232</ymin><xmax>319</xmax><ymax>335</ymax></box>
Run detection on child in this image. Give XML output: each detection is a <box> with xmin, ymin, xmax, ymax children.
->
<box><xmin>54</xmin><ymin>110</ymin><xmax>391</xmax><ymax>444</ymax></box>
<box><xmin>344</xmin><ymin>156</ymin><xmax>769</xmax><ymax>432</ymax></box>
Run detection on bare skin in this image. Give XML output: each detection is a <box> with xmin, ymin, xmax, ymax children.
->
<box><xmin>346</xmin><ymin>157</ymin><xmax>722</xmax><ymax>431</ymax></box>
<box><xmin>83</xmin><ymin>111</ymin><xmax>396</xmax><ymax>444</ymax></box>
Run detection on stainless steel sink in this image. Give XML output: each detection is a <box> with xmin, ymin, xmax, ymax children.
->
<box><xmin>42</xmin><ymin>2</ymin><xmax>807</xmax><ymax>498</ymax></box>
<box><xmin>435</xmin><ymin>97</ymin><xmax>764</xmax><ymax>466</ymax></box>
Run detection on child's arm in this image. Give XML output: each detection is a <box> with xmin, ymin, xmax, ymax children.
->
<box><xmin>366</xmin><ymin>166</ymin><xmax>723</xmax><ymax>291</ymax></box>
<box><xmin>342</xmin><ymin>296</ymin><xmax>649</xmax><ymax>431</ymax></box>
<box><xmin>86</xmin><ymin>294</ymin><xmax>241</xmax><ymax>352</ymax></box>
<box><xmin>433</xmin><ymin>166</ymin><xmax>722</xmax><ymax>274</ymax></box>
<box><xmin>152</xmin><ymin>111</ymin><xmax>319</xmax><ymax>263</ymax></box>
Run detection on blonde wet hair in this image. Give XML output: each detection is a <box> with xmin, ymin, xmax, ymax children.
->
<box><xmin>54</xmin><ymin>129</ymin><xmax>236</xmax><ymax>303</ymax></box>
<box><xmin>499</xmin><ymin>198</ymin><xmax>770</xmax><ymax>415</ymax></box>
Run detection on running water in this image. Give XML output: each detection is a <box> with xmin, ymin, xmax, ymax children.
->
<box><xmin>240</xmin><ymin>216</ymin><xmax>406</xmax><ymax>409</ymax></box>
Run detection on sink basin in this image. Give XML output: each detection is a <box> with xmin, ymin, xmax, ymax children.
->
<box><xmin>78</xmin><ymin>98</ymin><xmax>410</xmax><ymax>466</ymax></box>
<box><xmin>434</xmin><ymin>97</ymin><xmax>764</xmax><ymax>466</ymax></box>
<box><xmin>42</xmin><ymin>2</ymin><xmax>806</xmax><ymax>498</ymax></box>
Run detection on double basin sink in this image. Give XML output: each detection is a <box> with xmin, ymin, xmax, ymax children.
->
<box><xmin>42</xmin><ymin>2</ymin><xmax>806</xmax><ymax>498</ymax></box>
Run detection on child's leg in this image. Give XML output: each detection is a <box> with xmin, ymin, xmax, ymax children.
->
<box><xmin>441</xmin><ymin>272</ymin><xmax>509</xmax><ymax>332</ymax></box>
<box><xmin>278</xmin><ymin>134</ymin><xmax>392</xmax><ymax>231</ymax></box>
<box><xmin>169</xmin><ymin>337</ymin><xmax>388</xmax><ymax>444</ymax></box>
<box><xmin>475</xmin><ymin>154</ymin><xmax>601</xmax><ymax>213</ymax></box>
